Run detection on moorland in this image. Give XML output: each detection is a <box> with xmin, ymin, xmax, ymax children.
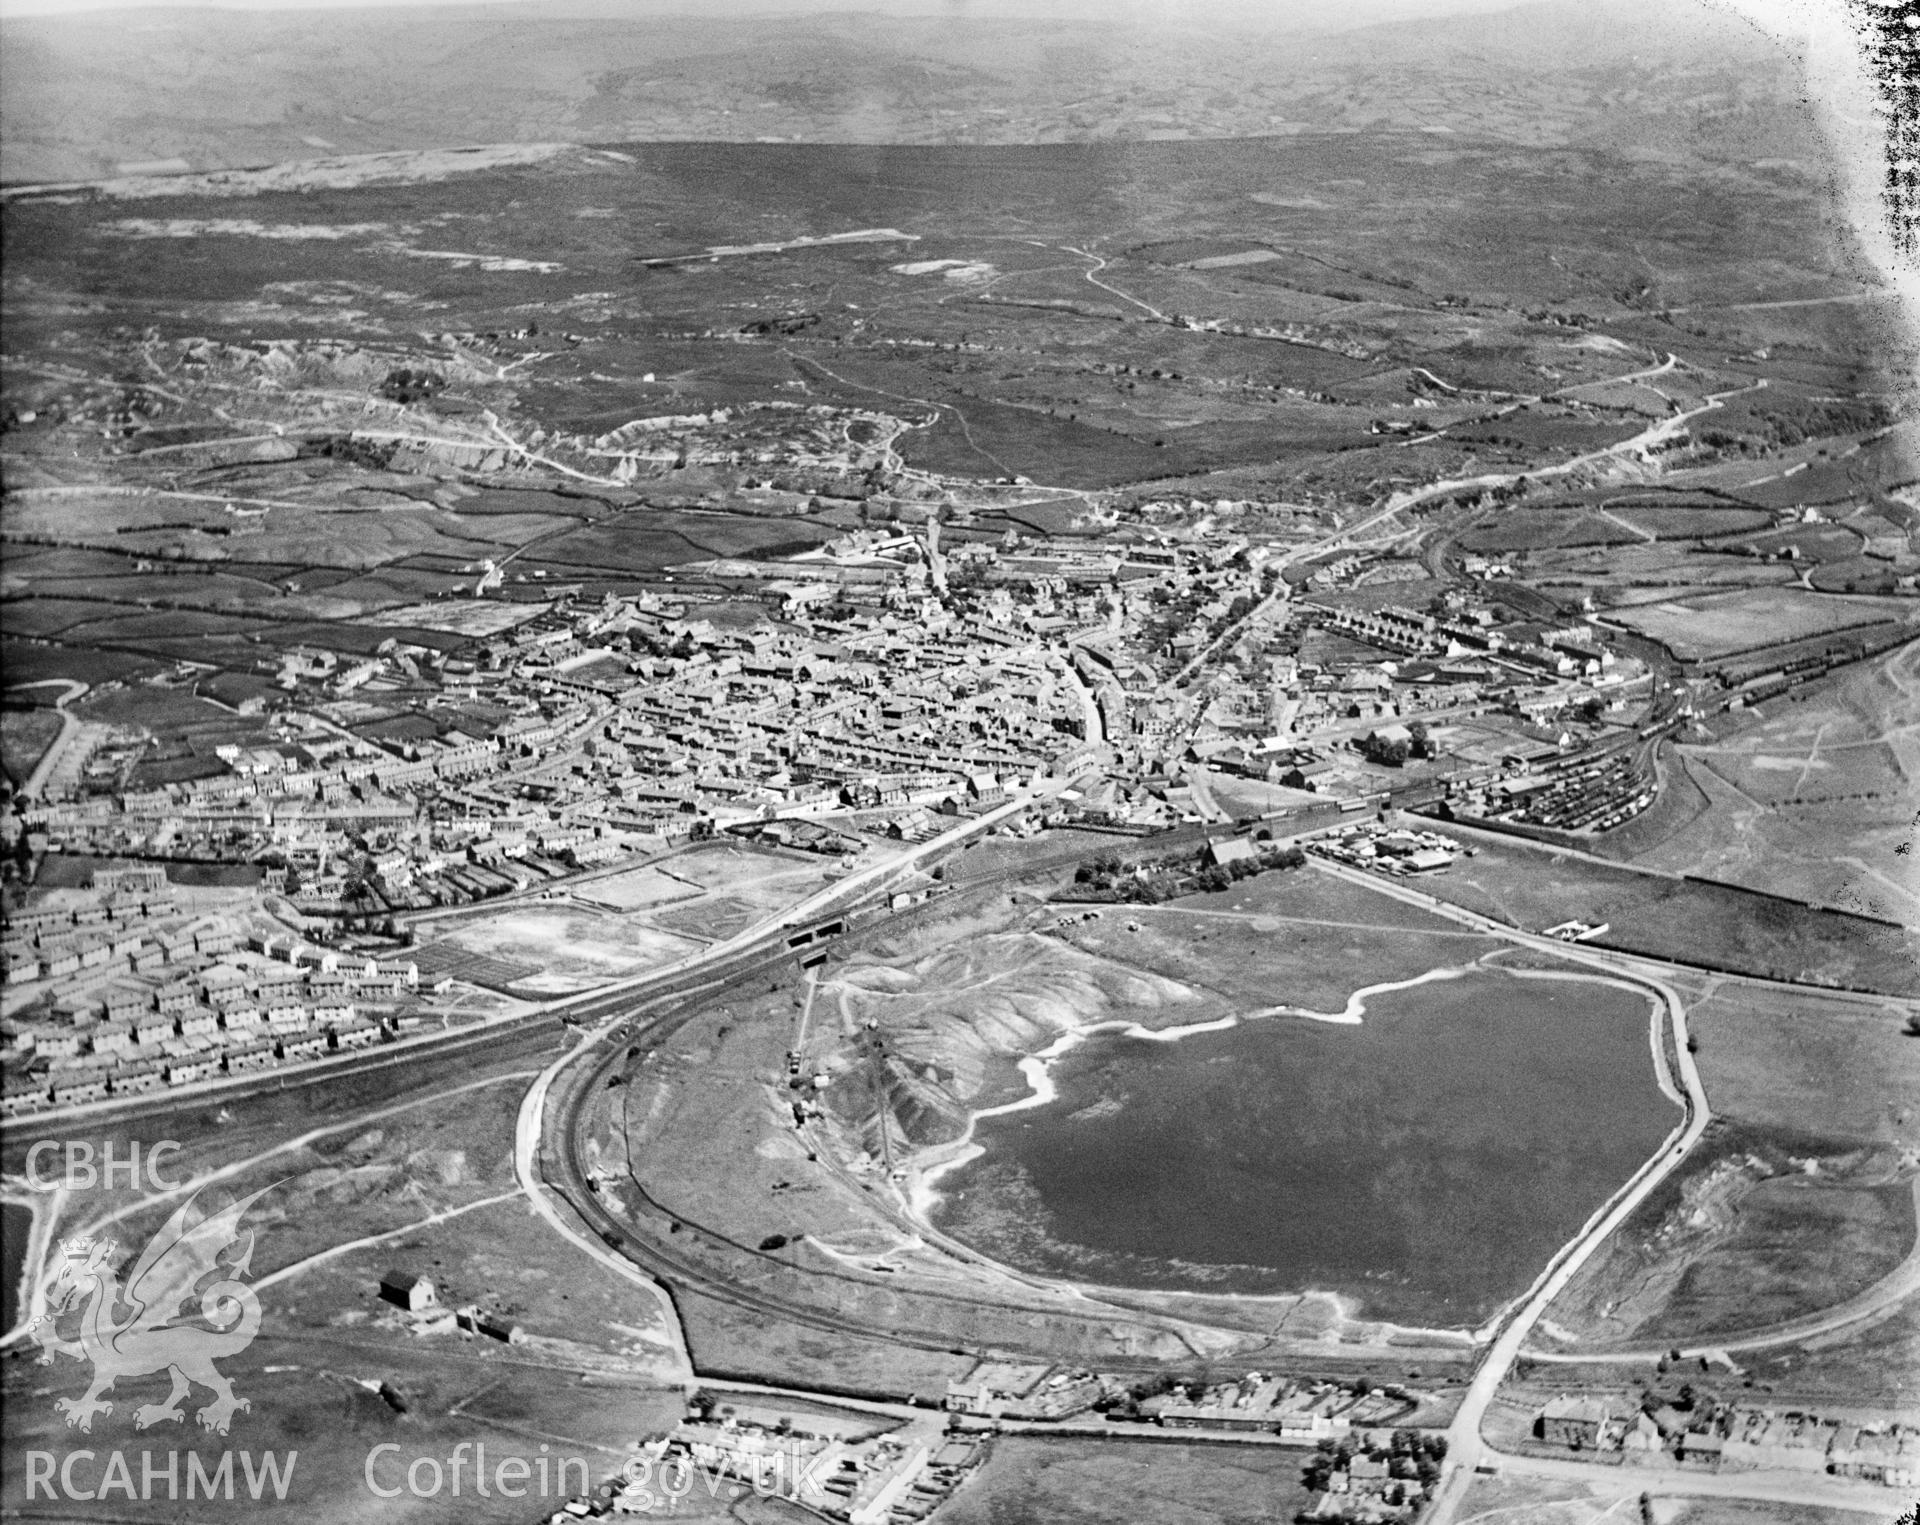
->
<box><xmin>3</xmin><ymin>2</ymin><xmax>1917</xmax><ymax>1521</ymax></box>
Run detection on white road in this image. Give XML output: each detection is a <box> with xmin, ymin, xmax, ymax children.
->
<box><xmin>1299</xmin><ymin>860</ymin><xmax>1710</xmax><ymax>1525</ymax></box>
<box><xmin>14</xmin><ymin>680</ymin><xmax>90</xmax><ymax>804</ymax></box>
<box><xmin>1</xmin><ymin>1070</ymin><xmax>540</xmax><ymax>1347</ymax></box>
<box><xmin>1313</xmin><ymin>853</ymin><xmax>1917</xmax><ymax>1524</ymax></box>
<box><xmin>250</xmin><ymin>1189</ymin><xmax>524</xmax><ymax>1295</ymax></box>
<box><xmin>507</xmin><ymin>780</ymin><xmax>1082</xmax><ymax>1391</ymax></box>
<box><xmin>1522</xmin><ymin>1174</ymin><xmax>1920</xmax><ymax>1364</ymax></box>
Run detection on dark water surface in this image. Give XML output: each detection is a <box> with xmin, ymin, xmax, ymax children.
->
<box><xmin>932</xmin><ymin>969</ymin><xmax>1678</xmax><ymax>1327</ymax></box>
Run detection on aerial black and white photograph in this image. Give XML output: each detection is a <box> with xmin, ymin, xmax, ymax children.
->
<box><xmin>0</xmin><ymin>0</ymin><xmax>1915</xmax><ymax>1520</ymax></box>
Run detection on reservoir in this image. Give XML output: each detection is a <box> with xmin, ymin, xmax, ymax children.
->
<box><xmin>931</xmin><ymin>968</ymin><xmax>1678</xmax><ymax>1328</ymax></box>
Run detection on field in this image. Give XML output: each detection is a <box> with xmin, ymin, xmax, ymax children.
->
<box><xmin>1596</xmin><ymin>640</ymin><xmax>1920</xmax><ymax>925</ymax></box>
<box><xmin>1459</xmin><ymin>507</ymin><xmax>1644</xmax><ymax>552</ymax></box>
<box><xmin>1401</xmin><ymin>828</ymin><xmax>1919</xmax><ymax>994</ymax></box>
<box><xmin>1733</xmin><ymin>1291</ymin><xmax>1920</xmax><ymax>1411</ymax></box>
<box><xmin>0</xmin><ymin>1026</ymin><xmax>705</xmax><ymax>1524</ymax></box>
<box><xmin>1450</xmin><ymin>1470</ymin><xmax>1881</xmax><ymax>1525</ymax></box>
<box><xmin>937</xmin><ymin>1435</ymin><xmax>1316</xmax><ymax>1525</ymax></box>
<box><xmin>365</xmin><ymin>599</ymin><xmax>539</xmax><ymax>635</ymax></box>
<box><xmin>1647</xmin><ymin>1173</ymin><xmax>1914</xmax><ymax>1340</ymax></box>
<box><xmin>665</xmin><ymin>843</ymin><xmax>826</xmax><ymax>894</ymax></box>
<box><xmin>570</xmin><ymin>845</ymin><xmax>835</xmax><ymax>939</ymax></box>
<box><xmin>526</xmin><ymin>512</ymin><xmax>838</xmax><ymax>575</ymax></box>
<box><xmin>0</xmin><ymin>704</ymin><xmax>62</xmax><ymax>787</ymax></box>
<box><xmin>1535</xmin><ymin>1117</ymin><xmax>1917</xmax><ymax>1353</ymax></box>
<box><xmin>573</xmin><ymin>862</ymin><xmax>706</xmax><ymax>912</ymax></box>
<box><xmin>432</xmin><ymin>905</ymin><xmax>703</xmax><ymax>992</ymax></box>
<box><xmin>673</xmin><ymin>1286</ymin><xmax>975</xmax><ymax>1401</ymax></box>
<box><xmin>1611</xmin><ymin>502</ymin><xmax>1775</xmax><ymax>538</ymax></box>
<box><xmin>1530</xmin><ymin>542</ymin><xmax>1796</xmax><ymax>598</ymax></box>
<box><xmin>1603</xmin><ymin>587</ymin><xmax>1918</xmax><ymax>660</ymax></box>
<box><xmin>1055</xmin><ymin>882</ymin><xmax>1500</xmax><ymax>1017</ymax></box>
<box><xmin>1681</xmin><ymin>981</ymin><xmax>1920</xmax><ymax>1145</ymax></box>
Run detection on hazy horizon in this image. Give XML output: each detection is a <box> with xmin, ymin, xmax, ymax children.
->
<box><xmin>0</xmin><ymin>0</ymin><xmax>1530</xmax><ymax>24</ymax></box>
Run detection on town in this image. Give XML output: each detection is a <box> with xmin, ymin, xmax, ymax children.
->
<box><xmin>3</xmin><ymin>481</ymin><xmax>1726</xmax><ymax>1113</ymax></box>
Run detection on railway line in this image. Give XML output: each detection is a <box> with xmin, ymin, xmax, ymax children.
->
<box><xmin>535</xmin><ymin>872</ymin><xmax>1226</xmax><ymax>1381</ymax></box>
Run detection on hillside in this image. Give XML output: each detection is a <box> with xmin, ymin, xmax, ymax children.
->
<box><xmin>0</xmin><ymin>0</ymin><xmax>1811</xmax><ymax>184</ymax></box>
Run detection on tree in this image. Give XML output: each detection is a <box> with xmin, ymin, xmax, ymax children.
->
<box><xmin>1362</xmin><ymin>735</ymin><xmax>1410</xmax><ymax>767</ymax></box>
<box><xmin>1407</xmin><ymin>722</ymin><xmax>1432</xmax><ymax>759</ymax></box>
<box><xmin>379</xmin><ymin>367</ymin><xmax>446</xmax><ymax>404</ymax></box>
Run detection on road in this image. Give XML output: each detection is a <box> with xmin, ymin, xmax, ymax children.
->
<box><xmin>508</xmin><ymin>781</ymin><xmax>1084</xmax><ymax>1369</ymax></box>
<box><xmin>397</xmin><ymin>838</ymin><xmax>696</xmax><ymax>927</ymax></box>
<box><xmin>0</xmin><ymin>1070</ymin><xmax>542</xmax><ymax>1346</ymax></box>
<box><xmin>1063</xmin><ymin>246</ymin><xmax>1167</xmax><ymax>321</ymax></box>
<box><xmin>1483</xmin><ymin>1451</ymin><xmax>1898</xmax><ymax>1516</ymax></box>
<box><xmin>1547</xmin><ymin>350</ymin><xmax>1679</xmax><ymax>398</ymax></box>
<box><xmin>250</xmin><ymin>1189</ymin><xmax>524</xmax><ymax>1296</ymax></box>
<box><xmin>1384</xmin><ymin>364</ymin><xmax>1761</xmax><ymax>528</ymax></box>
<box><xmin>8</xmin><ymin>784</ymin><xmax>1067</xmax><ymax>1372</ymax></box>
<box><xmin>514</xmin><ymin>1016</ymin><xmax>695</xmax><ymax>1384</ymax></box>
<box><xmin>15</xmin><ymin>680</ymin><xmax>90</xmax><ymax>804</ymax></box>
<box><xmin>11</xmin><ymin>807</ymin><xmax>1907</xmax><ymax>1521</ymax></box>
<box><xmin>8</xmin><ymin>783</ymin><xmax>1055</xmax><ymax>1137</ymax></box>
<box><xmin>1299</xmin><ymin>859</ymin><xmax>1711</xmax><ymax>1525</ymax></box>
<box><xmin>1307</xmin><ymin>853</ymin><xmax>1920</xmax><ymax>1522</ymax></box>
<box><xmin>1521</xmin><ymin>1173</ymin><xmax>1920</xmax><ymax>1364</ymax></box>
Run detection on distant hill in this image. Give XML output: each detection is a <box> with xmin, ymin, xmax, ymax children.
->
<box><xmin>0</xmin><ymin>0</ymin><xmax>1813</xmax><ymax>184</ymax></box>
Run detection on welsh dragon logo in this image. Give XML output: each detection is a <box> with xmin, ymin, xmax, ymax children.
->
<box><xmin>27</xmin><ymin>1183</ymin><xmax>274</xmax><ymax>1436</ymax></box>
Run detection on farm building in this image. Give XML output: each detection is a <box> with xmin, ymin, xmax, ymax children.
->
<box><xmin>380</xmin><ymin>1271</ymin><xmax>438</xmax><ymax>1312</ymax></box>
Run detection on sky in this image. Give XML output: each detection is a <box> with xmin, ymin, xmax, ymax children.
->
<box><xmin>0</xmin><ymin>0</ymin><xmax>1536</xmax><ymax>21</ymax></box>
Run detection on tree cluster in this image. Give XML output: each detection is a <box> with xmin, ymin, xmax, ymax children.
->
<box><xmin>378</xmin><ymin>367</ymin><xmax>447</xmax><ymax>404</ymax></box>
<box><xmin>1072</xmin><ymin>851</ymin><xmax>1186</xmax><ymax>904</ymax></box>
<box><xmin>1300</xmin><ymin>1428</ymin><xmax>1447</xmax><ymax>1495</ymax></box>
<box><xmin>1360</xmin><ymin>734</ymin><xmax>1410</xmax><ymax>767</ymax></box>
<box><xmin>1072</xmin><ymin>841</ymin><xmax>1304</xmax><ymax>902</ymax></box>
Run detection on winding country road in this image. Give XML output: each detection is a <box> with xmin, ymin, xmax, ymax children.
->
<box><xmin>1309</xmin><ymin>852</ymin><xmax>1919</xmax><ymax>1524</ymax></box>
<box><xmin>1520</xmin><ymin>1173</ymin><xmax>1920</xmax><ymax>1364</ymax></box>
<box><xmin>13</xmin><ymin>680</ymin><xmax>90</xmax><ymax>804</ymax></box>
<box><xmin>1300</xmin><ymin>858</ymin><xmax>1713</xmax><ymax>1525</ymax></box>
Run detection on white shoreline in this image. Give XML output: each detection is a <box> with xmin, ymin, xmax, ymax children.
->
<box><xmin>906</xmin><ymin>964</ymin><xmax>1471</xmax><ymax>1220</ymax></box>
<box><xmin>899</xmin><ymin>960</ymin><xmax>1680</xmax><ymax>1345</ymax></box>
